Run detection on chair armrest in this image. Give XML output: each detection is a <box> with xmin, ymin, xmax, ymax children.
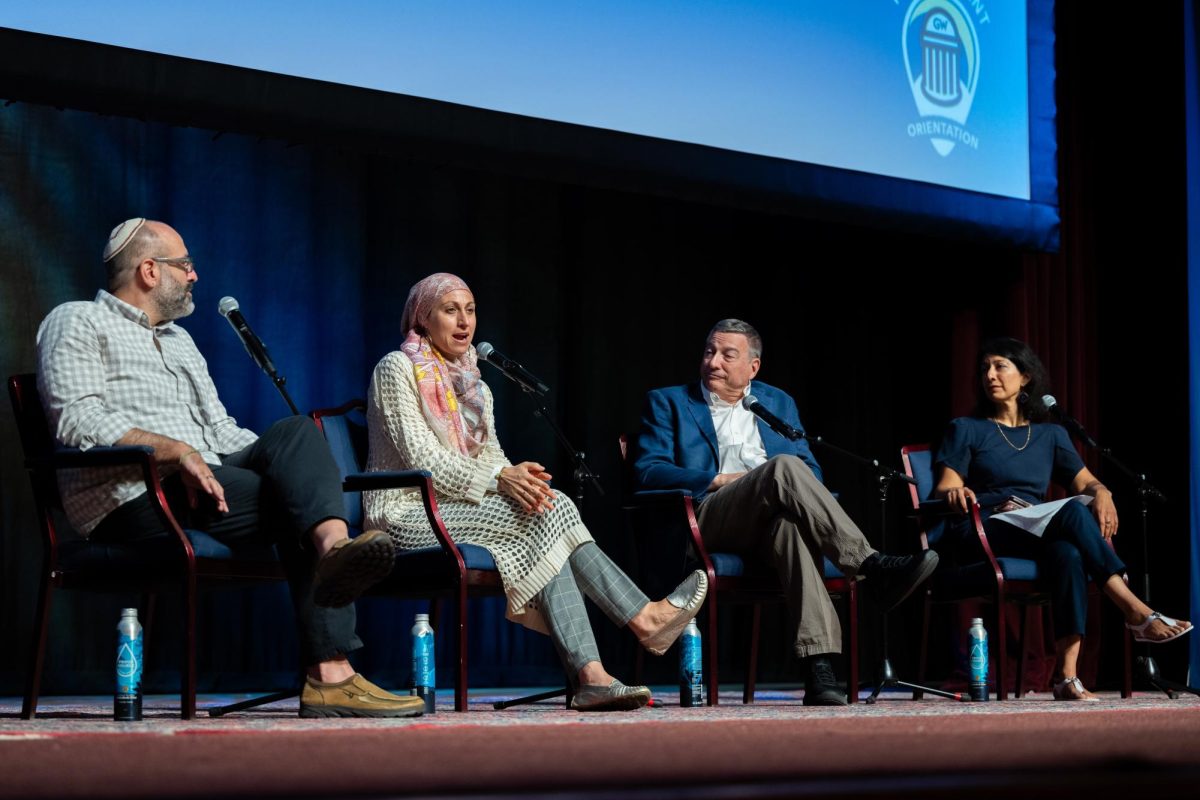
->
<box><xmin>33</xmin><ymin>445</ymin><xmax>193</xmax><ymax>558</ymax></box>
<box><xmin>343</xmin><ymin>469</ymin><xmax>468</xmax><ymax>576</ymax></box>
<box><xmin>36</xmin><ymin>444</ymin><xmax>156</xmax><ymax>470</ymax></box>
<box><xmin>625</xmin><ymin>488</ymin><xmax>714</xmax><ymax>593</ymax></box>
<box><xmin>963</xmin><ymin>502</ymin><xmax>1006</xmax><ymax>581</ymax></box>
<box><xmin>916</xmin><ymin>498</ymin><xmax>1006</xmax><ymax>584</ymax></box>
<box><xmin>626</xmin><ymin>488</ymin><xmax>693</xmax><ymax>511</ymax></box>
<box><xmin>341</xmin><ymin>469</ymin><xmax>433</xmax><ymax>493</ymax></box>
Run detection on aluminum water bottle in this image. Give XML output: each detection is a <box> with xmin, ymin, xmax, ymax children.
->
<box><xmin>411</xmin><ymin>613</ymin><xmax>436</xmax><ymax>714</ymax></box>
<box><xmin>115</xmin><ymin>608</ymin><xmax>143</xmax><ymax>721</ymax></box>
<box><xmin>679</xmin><ymin>619</ymin><xmax>704</xmax><ymax>707</ymax></box>
<box><xmin>968</xmin><ymin>617</ymin><xmax>989</xmax><ymax>702</ymax></box>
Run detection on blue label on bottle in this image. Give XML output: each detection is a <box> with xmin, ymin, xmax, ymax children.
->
<box><xmin>680</xmin><ymin>632</ymin><xmax>703</xmax><ymax>704</ymax></box>
<box><xmin>413</xmin><ymin>631</ymin><xmax>435</xmax><ymax>688</ymax></box>
<box><xmin>116</xmin><ymin>633</ymin><xmax>143</xmax><ymax>698</ymax></box>
<box><xmin>969</xmin><ymin>635</ymin><xmax>988</xmax><ymax>684</ymax></box>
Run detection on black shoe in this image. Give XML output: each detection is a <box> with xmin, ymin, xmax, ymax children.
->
<box><xmin>861</xmin><ymin>550</ymin><xmax>939</xmax><ymax>612</ymax></box>
<box><xmin>802</xmin><ymin>656</ymin><xmax>848</xmax><ymax>706</ymax></box>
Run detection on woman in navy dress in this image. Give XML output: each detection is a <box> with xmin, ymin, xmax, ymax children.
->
<box><xmin>934</xmin><ymin>337</ymin><xmax>1190</xmax><ymax>700</ymax></box>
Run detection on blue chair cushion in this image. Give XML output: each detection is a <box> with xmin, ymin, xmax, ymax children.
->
<box><xmin>708</xmin><ymin>552</ymin><xmax>843</xmax><ymax>581</ymax></box>
<box><xmin>393</xmin><ymin>543</ymin><xmax>497</xmax><ymax>576</ymax></box>
<box><xmin>58</xmin><ymin>529</ymin><xmax>279</xmax><ymax>575</ymax></box>
<box><xmin>932</xmin><ymin>556</ymin><xmax>1040</xmax><ymax>599</ymax></box>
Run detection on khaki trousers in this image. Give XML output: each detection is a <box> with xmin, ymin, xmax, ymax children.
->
<box><xmin>696</xmin><ymin>455</ymin><xmax>875</xmax><ymax>658</ymax></box>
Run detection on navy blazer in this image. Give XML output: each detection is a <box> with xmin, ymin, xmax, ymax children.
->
<box><xmin>633</xmin><ymin>381</ymin><xmax>822</xmax><ymax>501</ymax></box>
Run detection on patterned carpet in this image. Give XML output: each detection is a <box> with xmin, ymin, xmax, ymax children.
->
<box><xmin>4</xmin><ymin>685</ymin><xmax>1198</xmax><ymax>732</ymax></box>
<box><xmin>3</xmin><ymin>687</ymin><xmax>1200</xmax><ymax>799</ymax></box>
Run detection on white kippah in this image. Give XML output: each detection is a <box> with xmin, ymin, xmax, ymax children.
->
<box><xmin>103</xmin><ymin>217</ymin><xmax>146</xmax><ymax>262</ymax></box>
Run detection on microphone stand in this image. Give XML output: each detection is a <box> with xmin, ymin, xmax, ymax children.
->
<box><xmin>235</xmin><ymin>350</ymin><xmax>299</xmax><ymax>415</ymax></box>
<box><xmin>489</xmin><ymin>376</ymin><xmax>603</xmax><ymax>710</ymax></box>
<box><xmin>1060</xmin><ymin>419</ymin><xmax>1194</xmax><ymax>699</ymax></box>
<box><xmin>770</xmin><ymin>423</ymin><xmax>962</xmax><ymax>702</ymax></box>
<box><xmin>230</xmin><ymin>344</ymin><xmax>300</xmax><ymax>414</ymax></box>
<box><xmin>268</xmin><ymin>372</ymin><xmax>300</xmax><ymax>416</ymax></box>
<box><xmin>221</xmin><ymin>305</ymin><xmax>300</xmax><ymax>415</ymax></box>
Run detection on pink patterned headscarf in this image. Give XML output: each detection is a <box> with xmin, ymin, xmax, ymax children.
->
<box><xmin>399</xmin><ymin>273</ymin><xmax>487</xmax><ymax>457</ymax></box>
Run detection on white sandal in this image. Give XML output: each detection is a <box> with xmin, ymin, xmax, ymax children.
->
<box><xmin>1126</xmin><ymin>612</ymin><xmax>1193</xmax><ymax>644</ymax></box>
<box><xmin>1052</xmin><ymin>676</ymin><xmax>1099</xmax><ymax>702</ymax></box>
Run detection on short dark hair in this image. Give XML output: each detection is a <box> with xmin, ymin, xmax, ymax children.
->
<box><xmin>707</xmin><ymin>319</ymin><xmax>762</xmax><ymax>359</ymax></box>
<box><xmin>973</xmin><ymin>337</ymin><xmax>1052</xmax><ymax>422</ymax></box>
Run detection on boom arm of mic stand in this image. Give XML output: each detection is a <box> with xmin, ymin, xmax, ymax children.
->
<box><xmin>798</xmin><ymin>433</ymin><xmax>917</xmax><ymax>487</ymax></box>
<box><xmin>249</xmin><ymin>351</ymin><xmax>299</xmax><ymax>416</ymax></box>
<box><xmin>1096</xmin><ymin>447</ymin><xmax>1167</xmax><ymax>504</ymax></box>
<box><xmin>1058</xmin><ymin>417</ymin><xmax>1166</xmax><ymax>503</ymax></box>
<box><xmin>236</xmin><ymin>338</ymin><xmax>301</xmax><ymax>416</ymax></box>
<box><xmin>529</xmin><ymin>399</ymin><xmax>604</xmax><ymax>499</ymax></box>
<box><xmin>271</xmin><ymin>373</ymin><xmax>301</xmax><ymax>416</ymax></box>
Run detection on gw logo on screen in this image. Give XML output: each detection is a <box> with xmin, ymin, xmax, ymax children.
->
<box><xmin>901</xmin><ymin>0</ymin><xmax>985</xmax><ymax>156</ymax></box>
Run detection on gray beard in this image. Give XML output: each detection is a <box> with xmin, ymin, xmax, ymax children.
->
<box><xmin>155</xmin><ymin>286</ymin><xmax>194</xmax><ymax>321</ymax></box>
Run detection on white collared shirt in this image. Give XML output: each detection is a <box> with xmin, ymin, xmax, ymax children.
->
<box><xmin>37</xmin><ymin>290</ymin><xmax>258</xmax><ymax>534</ymax></box>
<box><xmin>703</xmin><ymin>381</ymin><xmax>768</xmax><ymax>474</ymax></box>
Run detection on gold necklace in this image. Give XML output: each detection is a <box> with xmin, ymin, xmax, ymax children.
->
<box><xmin>993</xmin><ymin>419</ymin><xmax>1032</xmax><ymax>451</ymax></box>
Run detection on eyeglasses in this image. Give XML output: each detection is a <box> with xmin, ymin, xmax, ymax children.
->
<box><xmin>151</xmin><ymin>257</ymin><xmax>197</xmax><ymax>276</ymax></box>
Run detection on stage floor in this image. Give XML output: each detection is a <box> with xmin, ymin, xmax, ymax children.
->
<box><xmin>3</xmin><ymin>687</ymin><xmax>1200</xmax><ymax>799</ymax></box>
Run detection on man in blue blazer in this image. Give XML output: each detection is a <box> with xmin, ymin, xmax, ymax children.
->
<box><xmin>634</xmin><ymin>319</ymin><xmax>937</xmax><ymax>705</ymax></box>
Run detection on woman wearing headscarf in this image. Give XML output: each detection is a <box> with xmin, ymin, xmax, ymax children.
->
<box><xmin>364</xmin><ymin>273</ymin><xmax>707</xmax><ymax>711</ymax></box>
<box><xmin>933</xmin><ymin>337</ymin><xmax>1190</xmax><ymax>700</ymax></box>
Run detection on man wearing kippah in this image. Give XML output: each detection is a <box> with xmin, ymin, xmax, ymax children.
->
<box><xmin>36</xmin><ymin>218</ymin><xmax>423</xmax><ymax>718</ymax></box>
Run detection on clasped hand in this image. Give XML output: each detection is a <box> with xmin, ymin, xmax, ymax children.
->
<box><xmin>498</xmin><ymin>461</ymin><xmax>556</xmax><ymax>514</ymax></box>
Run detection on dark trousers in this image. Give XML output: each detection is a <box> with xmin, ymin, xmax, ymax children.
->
<box><xmin>91</xmin><ymin>416</ymin><xmax>361</xmax><ymax>665</ymax></box>
<box><xmin>986</xmin><ymin>500</ymin><xmax>1126</xmax><ymax>638</ymax></box>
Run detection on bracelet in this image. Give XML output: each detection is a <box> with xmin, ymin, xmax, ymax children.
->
<box><xmin>179</xmin><ymin>448</ymin><xmax>202</xmax><ymax>465</ymax></box>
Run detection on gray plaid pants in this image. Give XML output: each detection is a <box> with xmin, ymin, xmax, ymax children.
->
<box><xmin>537</xmin><ymin>542</ymin><xmax>649</xmax><ymax>677</ymax></box>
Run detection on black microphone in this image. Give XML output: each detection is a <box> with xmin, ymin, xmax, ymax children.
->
<box><xmin>218</xmin><ymin>297</ymin><xmax>277</xmax><ymax>376</ymax></box>
<box><xmin>476</xmin><ymin>342</ymin><xmax>550</xmax><ymax>395</ymax></box>
<box><xmin>1041</xmin><ymin>394</ymin><xmax>1099</xmax><ymax>448</ymax></box>
<box><xmin>744</xmin><ymin>395</ymin><xmax>803</xmax><ymax>441</ymax></box>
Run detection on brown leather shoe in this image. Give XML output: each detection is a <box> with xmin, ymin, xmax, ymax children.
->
<box><xmin>299</xmin><ymin>673</ymin><xmax>426</xmax><ymax>718</ymax></box>
<box><xmin>312</xmin><ymin>529</ymin><xmax>395</xmax><ymax>608</ymax></box>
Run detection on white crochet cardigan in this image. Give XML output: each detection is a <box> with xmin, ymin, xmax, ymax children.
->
<box><xmin>365</xmin><ymin>351</ymin><xmax>510</xmax><ymax>515</ymax></box>
<box><xmin>363</xmin><ymin>351</ymin><xmax>592</xmax><ymax>628</ymax></box>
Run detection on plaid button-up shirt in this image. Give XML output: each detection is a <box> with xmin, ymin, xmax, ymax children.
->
<box><xmin>37</xmin><ymin>290</ymin><xmax>258</xmax><ymax>535</ymax></box>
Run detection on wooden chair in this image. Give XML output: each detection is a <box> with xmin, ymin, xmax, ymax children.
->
<box><xmin>620</xmin><ymin>435</ymin><xmax>858</xmax><ymax>705</ymax></box>
<box><xmin>9</xmin><ymin>373</ymin><xmax>287</xmax><ymax>720</ymax></box>
<box><xmin>900</xmin><ymin>443</ymin><xmax>1132</xmax><ymax>699</ymax></box>
<box><xmin>310</xmin><ymin>400</ymin><xmax>508</xmax><ymax>712</ymax></box>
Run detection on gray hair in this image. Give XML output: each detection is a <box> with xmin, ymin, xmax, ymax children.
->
<box><xmin>105</xmin><ymin>224</ymin><xmax>161</xmax><ymax>291</ymax></box>
<box><xmin>707</xmin><ymin>318</ymin><xmax>762</xmax><ymax>359</ymax></box>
